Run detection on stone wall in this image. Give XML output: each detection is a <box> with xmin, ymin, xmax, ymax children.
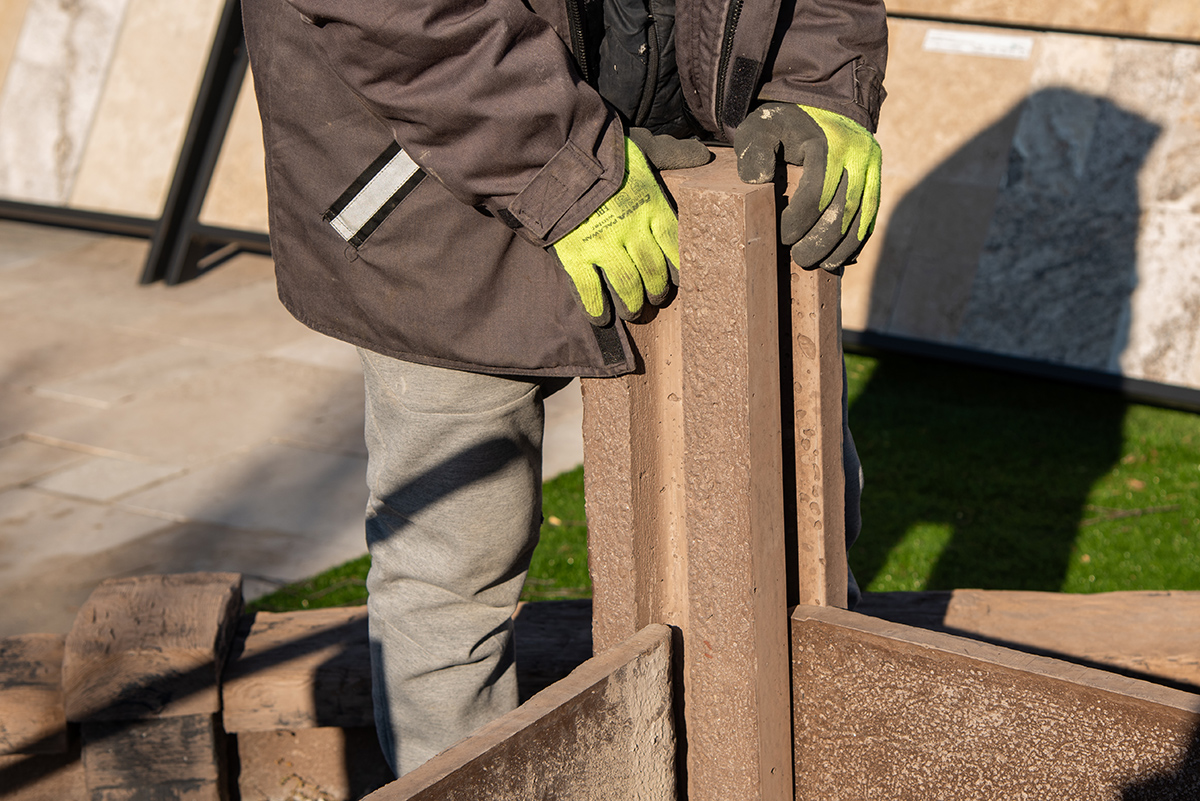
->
<box><xmin>851</xmin><ymin>15</ymin><xmax>1200</xmax><ymax>392</ymax></box>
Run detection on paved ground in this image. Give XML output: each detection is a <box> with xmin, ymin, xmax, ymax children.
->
<box><xmin>0</xmin><ymin>220</ymin><xmax>585</xmax><ymax>637</ymax></box>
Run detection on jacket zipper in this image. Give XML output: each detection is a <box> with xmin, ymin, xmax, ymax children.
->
<box><xmin>565</xmin><ymin>0</ymin><xmax>592</xmax><ymax>84</ymax></box>
<box><xmin>713</xmin><ymin>0</ymin><xmax>744</xmax><ymax>131</ymax></box>
<box><xmin>633</xmin><ymin>14</ymin><xmax>660</xmax><ymax>127</ymax></box>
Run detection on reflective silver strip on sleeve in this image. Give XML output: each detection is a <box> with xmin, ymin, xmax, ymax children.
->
<box><xmin>324</xmin><ymin>142</ymin><xmax>425</xmax><ymax>247</ymax></box>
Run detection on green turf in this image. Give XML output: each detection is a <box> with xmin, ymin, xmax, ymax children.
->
<box><xmin>843</xmin><ymin>353</ymin><xmax>1200</xmax><ymax>594</ymax></box>
<box><xmin>249</xmin><ymin>352</ymin><xmax>1200</xmax><ymax>614</ymax></box>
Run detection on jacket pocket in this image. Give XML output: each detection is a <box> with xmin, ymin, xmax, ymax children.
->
<box><xmin>323</xmin><ymin>141</ymin><xmax>426</xmax><ymax>248</ymax></box>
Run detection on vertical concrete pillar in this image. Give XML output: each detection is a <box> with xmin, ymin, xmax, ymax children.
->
<box><xmin>789</xmin><ymin>266</ymin><xmax>847</xmax><ymax>608</ymax></box>
<box><xmin>583</xmin><ymin>149</ymin><xmax>805</xmax><ymax>801</ymax></box>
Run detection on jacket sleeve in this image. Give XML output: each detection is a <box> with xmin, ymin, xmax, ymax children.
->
<box><xmin>759</xmin><ymin>0</ymin><xmax>888</xmax><ymax>132</ymax></box>
<box><xmin>281</xmin><ymin>0</ymin><xmax>624</xmax><ymax>245</ymax></box>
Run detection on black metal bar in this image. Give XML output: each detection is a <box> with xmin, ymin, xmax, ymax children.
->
<box><xmin>141</xmin><ymin>0</ymin><xmax>251</xmax><ymax>285</ymax></box>
<box><xmin>842</xmin><ymin>328</ymin><xmax>1200</xmax><ymax>414</ymax></box>
<box><xmin>0</xmin><ymin>199</ymin><xmax>156</xmax><ymax>239</ymax></box>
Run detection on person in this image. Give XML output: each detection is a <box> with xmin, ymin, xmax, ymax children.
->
<box><xmin>241</xmin><ymin>0</ymin><xmax>885</xmax><ymax>778</ymax></box>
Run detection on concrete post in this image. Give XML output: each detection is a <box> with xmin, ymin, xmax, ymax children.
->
<box><xmin>583</xmin><ymin>148</ymin><xmax>848</xmax><ymax>800</ymax></box>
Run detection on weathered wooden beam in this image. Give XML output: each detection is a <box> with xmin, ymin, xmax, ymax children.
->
<box><xmin>791</xmin><ymin>604</ymin><xmax>1200</xmax><ymax>800</ymax></box>
<box><xmin>63</xmin><ymin>573</ymin><xmax>242</xmax><ymax>801</ymax></box>
<box><xmin>81</xmin><ymin>715</ymin><xmax>229</xmax><ymax>801</ymax></box>
<box><xmin>364</xmin><ymin>624</ymin><xmax>675</xmax><ymax>801</ymax></box>
<box><xmin>235</xmin><ymin>727</ymin><xmax>393</xmax><ymax>801</ymax></box>
<box><xmin>0</xmin><ymin>634</ymin><xmax>67</xmax><ymax>755</ymax></box>
<box><xmin>0</xmin><ymin>746</ymin><xmax>86</xmax><ymax>801</ymax></box>
<box><xmin>584</xmin><ymin>148</ymin><xmax>837</xmax><ymax>801</ymax></box>
<box><xmin>222</xmin><ymin>607</ymin><xmax>373</xmax><ymax>733</ymax></box>
<box><xmin>858</xmin><ymin>589</ymin><xmax>1200</xmax><ymax>690</ymax></box>
<box><xmin>63</xmin><ymin>573</ymin><xmax>243</xmax><ymax>722</ymax></box>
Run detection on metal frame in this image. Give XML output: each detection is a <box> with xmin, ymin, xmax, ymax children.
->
<box><xmin>140</xmin><ymin>0</ymin><xmax>267</xmax><ymax>285</ymax></box>
<box><xmin>0</xmin><ymin>0</ymin><xmax>267</xmax><ymax>282</ymax></box>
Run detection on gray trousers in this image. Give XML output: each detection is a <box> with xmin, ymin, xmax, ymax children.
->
<box><xmin>359</xmin><ymin>347</ymin><xmax>861</xmax><ymax>777</ymax></box>
<box><xmin>359</xmin><ymin>349</ymin><xmax>568</xmax><ymax>777</ymax></box>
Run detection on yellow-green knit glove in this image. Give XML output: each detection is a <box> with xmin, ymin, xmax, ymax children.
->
<box><xmin>551</xmin><ymin>137</ymin><xmax>679</xmax><ymax>326</ymax></box>
<box><xmin>735</xmin><ymin>102</ymin><xmax>882</xmax><ymax>272</ymax></box>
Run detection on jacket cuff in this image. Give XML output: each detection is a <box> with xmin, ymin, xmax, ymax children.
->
<box><xmin>760</xmin><ymin>59</ymin><xmax>886</xmax><ymax>133</ymax></box>
<box><xmin>492</xmin><ymin>118</ymin><xmax>626</xmax><ymax>246</ymax></box>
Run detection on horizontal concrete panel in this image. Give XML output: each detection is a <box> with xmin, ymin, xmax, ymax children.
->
<box><xmin>367</xmin><ymin>624</ymin><xmax>675</xmax><ymax>801</ymax></box>
<box><xmin>792</xmin><ymin>604</ymin><xmax>1200</xmax><ymax>800</ymax></box>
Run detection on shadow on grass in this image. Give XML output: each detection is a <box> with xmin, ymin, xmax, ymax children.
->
<box><xmin>852</xmin><ymin>87</ymin><xmax>1160</xmax><ymax>593</ymax></box>
<box><xmin>847</xmin><ymin>353</ymin><xmax>1129</xmax><ymax>591</ymax></box>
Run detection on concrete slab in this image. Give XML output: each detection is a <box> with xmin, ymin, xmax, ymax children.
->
<box><xmin>0</xmin><ymin>386</ymin><xmax>93</xmax><ymax>446</ymax></box>
<box><xmin>32</xmin><ymin>456</ymin><xmax>184</xmax><ymax>502</ymax></box>
<box><xmin>0</xmin><ymin>218</ymin><xmax>585</xmax><ymax>639</ymax></box>
<box><xmin>30</xmin><ymin>356</ymin><xmax>364</xmax><ymax>464</ymax></box>
<box><xmin>0</xmin><ymin>0</ymin><xmax>130</xmax><ymax>204</ymax></box>
<box><xmin>69</xmin><ymin>0</ymin><xmax>224</xmax><ymax>217</ymax></box>
<box><xmin>0</xmin><ymin>488</ymin><xmax>169</xmax><ymax>582</ymax></box>
<box><xmin>0</xmin><ymin>440</ymin><xmax>87</xmax><ymax>491</ymax></box>
<box><xmin>119</xmin><ymin>442</ymin><xmax>367</xmax><ymax>548</ymax></box>
<box><xmin>33</xmin><ymin>343</ymin><xmax>250</xmax><ymax>409</ymax></box>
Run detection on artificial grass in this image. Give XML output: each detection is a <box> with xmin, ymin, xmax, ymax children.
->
<box><xmin>844</xmin><ymin>353</ymin><xmax>1200</xmax><ymax>594</ymax></box>
<box><xmin>249</xmin><ymin>352</ymin><xmax>1200</xmax><ymax>614</ymax></box>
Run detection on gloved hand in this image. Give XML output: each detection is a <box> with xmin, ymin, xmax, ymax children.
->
<box><xmin>734</xmin><ymin>102</ymin><xmax>882</xmax><ymax>272</ymax></box>
<box><xmin>628</xmin><ymin>127</ymin><xmax>713</xmax><ymax>171</ymax></box>
<box><xmin>551</xmin><ymin>135</ymin><xmax>705</xmax><ymax>326</ymax></box>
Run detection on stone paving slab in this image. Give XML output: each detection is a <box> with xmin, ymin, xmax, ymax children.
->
<box><xmin>119</xmin><ymin>442</ymin><xmax>367</xmax><ymax>544</ymax></box>
<box><xmin>32</xmin><ymin>456</ymin><xmax>184</xmax><ymax>502</ymax></box>
<box><xmin>0</xmin><ymin>220</ymin><xmax>586</xmax><ymax>637</ymax></box>
<box><xmin>0</xmin><ymin>440</ymin><xmax>87</xmax><ymax>492</ymax></box>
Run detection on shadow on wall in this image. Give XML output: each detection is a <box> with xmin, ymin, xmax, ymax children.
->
<box><xmin>849</xmin><ymin>87</ymin><xmax>1161</xmax><ymax>592</ymax></box>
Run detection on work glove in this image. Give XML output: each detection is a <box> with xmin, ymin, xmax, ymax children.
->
<box><xmin>734</xmin><ymin>102</ymin><xmax>882</xmax><ymax>272</ymax></box>
<box><xmin>551</xmin><ymin>134</ymin><xmax>710</xmax><ymax>326</ymax></box>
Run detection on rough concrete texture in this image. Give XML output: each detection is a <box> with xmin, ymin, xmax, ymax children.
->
<box><xmin>858</xmin><ymin>589</ymin><xmax>1200</xmax><ymax>691</ymax></box>
<box><xmin>367</xmin><ymin>624</ymin><xmax>675</xmax><ymax>801</ymax></box>
<box><xmin>584</xmin><ymin>150</ymin><xmax>795</xmax><ymax>801</ymax></box>
<box><xmin>789</xmin><ymin>266</ymin><xmax>846</xmax><ymax>607</ymax></box>
<box><xmin>675</xmin><ymin>154</ymin><xmax>792</xmax><ymax>801</ymax></box>
<box><xmin>580</xmin><ymin>299</ymin><xmax>685</xmax><ymax>653</ymax></box>
<box><xmin>846</xmin><ymin>17</ymin><xmax>1200</xmax><ymax>392</ymax></box>
<box><xmin>791</xmin><ymin>605</ymin><xmax>1200</xmax><ymax>800</ymax></box>
<box><xmin>235</xmin><ymin>727</ymin><xmax>393</xmax><ymax>801</ymax></box>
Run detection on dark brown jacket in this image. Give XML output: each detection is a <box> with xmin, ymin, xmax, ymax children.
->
<box><xmin>242</xmin><ymin>0</ymin><xmax>887</xmax><ymax>377</ymax></box>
